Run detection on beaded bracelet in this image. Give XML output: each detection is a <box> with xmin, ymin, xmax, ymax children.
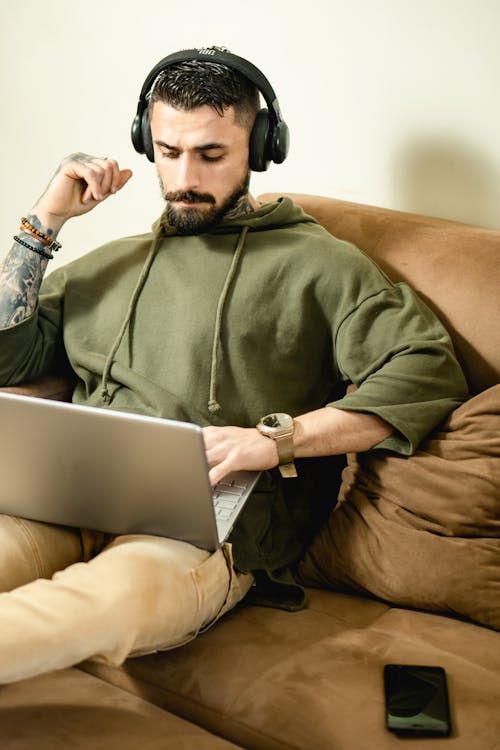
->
<box><xmin>13</xmin><ymin>235</ymin><xmax>53</xmax><ymax>261</ymax></box>
<box><xmin>20</xmin><ymin>216</ymin><xmax>51</xmax><ymax>244</ymax></box>
<box><xmin>20</xmin><ymin>217</ymin><xmax>61</xmax><ymax>253</ymax></box>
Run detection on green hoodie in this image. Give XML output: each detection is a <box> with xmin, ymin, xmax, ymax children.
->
<box><xmin>0</xmin><ymin>198</ymin><xmax>468</xmax><ymax>608</ymax></box>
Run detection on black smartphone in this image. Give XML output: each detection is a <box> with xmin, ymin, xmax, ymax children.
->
<box><xmin>384</xmin><ymin>664</ymin><xmax>452</xmax><ymax>737</ymax></box>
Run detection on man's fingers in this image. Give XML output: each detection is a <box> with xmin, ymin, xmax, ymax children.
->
<box><xmin>89</xmin><ymin>158</ymin><xmax>116</xmax><ymax>197</ymax></box>
<box><xmin>90</xmin><ymin>159</ymin><xmax>132</xmax><ymax>196</ymax></box>
<box><xmin>89</xmin><ymin>163</ymin><xmax>132</xmax><ymax>199</ymax></box>
<box><xmin>209</xmin><ymin>460</ymin><xmax>231</xmax><ymax>487</ymax></box>
<box><xmin>117</xmin><ymin>168</ymin><xmax>133</xmax><ymax>191</ymax></box>
<box><xmin>63</xmin><ymin>155</ymin><xmax>132</xmax><ymax>203</ymax></box>
<box><xmin>81</xmin><ymin>184</ymin><xmax>94</xmax><ymax>204</ymax></box>
<box><xmin>80</xmin><ymin>159</ymin><xmax>115</xmax><ymax>201</ymax></box>
<box><xmin>83</xmin><ymin>168</ymin><xmax>132</xmax><ymax>203</ymax></box>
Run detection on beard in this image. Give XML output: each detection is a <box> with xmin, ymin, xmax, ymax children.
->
<box><xmin>161</xmin><ymin>170</ymin><xmax>251</xmax><ymax>235</ymax></box>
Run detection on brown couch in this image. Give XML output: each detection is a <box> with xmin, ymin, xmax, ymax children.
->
<box><xmin>1</xmin><ymin>194</ymin><xmax>499</xmax><ymax>749</ymax></box>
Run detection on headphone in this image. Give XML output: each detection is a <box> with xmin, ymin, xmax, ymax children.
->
<box><xmin>131</xmin><ymin>48</ymin><xmax>290</xmax><ymax>172</ymax></box>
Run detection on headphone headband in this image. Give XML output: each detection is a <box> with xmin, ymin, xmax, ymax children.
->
<box><xmin>131</xmin><ymin>47</ymin><xmax>289</xmax><ymax>171</ymax></box>
<box><xmin>137</xmin><ymin>48</ymin><xmax>284</xmax><ymax>128</ymax></box>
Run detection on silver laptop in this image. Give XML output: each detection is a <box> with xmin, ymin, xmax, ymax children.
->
<box><xmin>0</xmin><ymin>392</ymin><xmax>260</xmax><ymax>552</ymax></box>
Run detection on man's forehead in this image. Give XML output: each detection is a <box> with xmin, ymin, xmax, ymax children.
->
<box><xmin>150</xmin><ymin>101</ymin><xmax>247</xmax><ymax>148</ymax></box>
<box><xmin>150</xmin><ymin>100</ymin><xmax>239</xmax><ymax>128</ymax></box>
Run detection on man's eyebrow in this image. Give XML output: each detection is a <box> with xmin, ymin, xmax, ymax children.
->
<box><xmin>195</xmin><ymin>143</ymin><xmax>226</xmax><ymax>151</ymax></box>
<box><xmin>154</xmin><ymin>140</ymin><xmax>226</xmax><ymax>151</ymax></box>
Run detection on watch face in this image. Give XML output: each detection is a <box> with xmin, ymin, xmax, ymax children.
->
<box><xmin>262</xmin><ymin>413</ymin><xmax>292</xmax><ymax>429</ymax></box>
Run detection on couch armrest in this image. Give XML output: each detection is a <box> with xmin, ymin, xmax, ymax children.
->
<box><xmin>0</xmin><ymin>375</ymin><xmax>73</xmax><ymax>401</ymax></box>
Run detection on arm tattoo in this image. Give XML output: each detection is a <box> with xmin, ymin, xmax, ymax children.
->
<box><xmin>0</xmin><ymin>214</ymin><xmax>54</xmax><ymax>329</ymax></box>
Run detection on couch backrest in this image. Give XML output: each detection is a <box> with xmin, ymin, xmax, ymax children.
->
<box><xmin>260</xmin><ymin>193</ymin><xmax>500</xmax><ymax>394</ymax></box>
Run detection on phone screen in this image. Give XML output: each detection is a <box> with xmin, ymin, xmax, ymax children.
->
<box><xmin>384</xmin><ymin>664</ymin><xmax>452</xmax><ymax>737</ymax></box>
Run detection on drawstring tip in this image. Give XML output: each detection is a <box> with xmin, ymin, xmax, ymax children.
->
<box><xmin>208</xmin><ymin>399</ymin><xmax>222</xmax><ymax>414</ymax></box>
<box><xmin>101</xmin><ymin>388</ymin><xmax>111</xmax><ymax>405</ymax></box>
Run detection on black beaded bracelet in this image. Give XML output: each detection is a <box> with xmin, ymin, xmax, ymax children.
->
<box><xmin>13</xmin><ymin>235</ymin><xmax>53</xmax><ymax>261</ymax></box>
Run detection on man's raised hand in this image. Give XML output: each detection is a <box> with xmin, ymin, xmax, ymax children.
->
<box><xmin>34</xmin><ymin>153</ymin><xmax>133</xmax><ymax>232</ymax></box>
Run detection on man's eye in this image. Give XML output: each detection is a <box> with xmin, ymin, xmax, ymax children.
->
<box><xmin>161</xmin><ymin>151</ymin><xmax>178</xmax><ymax>159</ymax></box>
<box><xmin>202</xmin><ymin>154</ymin><xmax>223</xmax><ymax>162</ymax></box>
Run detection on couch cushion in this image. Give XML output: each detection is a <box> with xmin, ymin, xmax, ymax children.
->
<box><xmin>0</xmin><ymin>667</ymin><xmax>243</xmax><ymax>749</ymax></box>
<box><xmin>298</xmin><ymin>385</ymin><xmax>500</xmax><ymax>630</ymax></box>
<box><xmin>80</xmin><ymin>588</ymin><xmax>500</xmax><ymax>750</ymax></box>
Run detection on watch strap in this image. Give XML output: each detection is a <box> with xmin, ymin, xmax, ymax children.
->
<box><xmin>275</xmin><ymin>430</ymin><xmax>294</xmax><ymax>465</ymax></box>
<box><xmin>278</xmin><ymin>462</ymin><xmax>298</xmax><ymax>479</ymax></box>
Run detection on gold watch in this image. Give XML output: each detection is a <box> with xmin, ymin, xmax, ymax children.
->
<box><xmin>256</xmin><ymin>413</ymin><xmax>297</xmax><ymax>478</ymax></box>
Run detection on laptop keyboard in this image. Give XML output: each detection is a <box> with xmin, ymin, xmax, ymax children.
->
<box><xmin>213</xmin><ymin>479</ymin><xmax>247</xmax><ymax>521</ymax></box>
<box><xmin>210</xmin><ymin>470</ymin><xmax>261</xmax><ymax>543</ymax></box>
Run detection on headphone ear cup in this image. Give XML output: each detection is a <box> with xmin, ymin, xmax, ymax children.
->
<box><xmin>249</xmin><ymin>108</ymin><xmax>271</xmax><ymax>172</ymax></box>
<box><xmin>272</xmin><ymin>121</ymin><xmax>290</xmax><ymax>165</ymax></box>
<box><xmin>141</xmin><ymin>109</ymin><xmax>155</xmax><ymax>162</ymax></box>
<box><xmin>131</xmin><ymin>113</ymin><xmax>144</xmax><ymax>154</ymax></box>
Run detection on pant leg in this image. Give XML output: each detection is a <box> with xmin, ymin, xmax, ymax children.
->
<box><xmin>0</xmin><ymin>534</ymin><xmax>253</xmax><ymax>685</ymax></box>
<box><xmin>0</xmin><ymin>514</ymin><xmax>83</xmax><ymax>592</ymax></box>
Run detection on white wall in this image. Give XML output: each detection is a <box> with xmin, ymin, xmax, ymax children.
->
<box><xmin>1</xmin><ymin>0</ymin><xmax>499</xmax><ymax>269</ymax></box>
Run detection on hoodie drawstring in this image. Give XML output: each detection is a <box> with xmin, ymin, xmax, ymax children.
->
<box><xmin>100</xmin><ymin>225</ymin><xmax>163</xmax><ymax>404</ymax></box>
<box><xmin>208</xmin><ymin>225</ymin><xmax>249</xmax><ymax>414</ymax></box>
<box><xmin>100</xmin><ymin>222</ymin><xmax>249</xmax><ymax>414</ymax></box>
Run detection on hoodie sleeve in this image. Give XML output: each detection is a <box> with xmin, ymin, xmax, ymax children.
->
<box><xmin>327</xmin><ymin>282</ymin><xmax>469</xmax><ymax>455</ymax></box>
<box><xmin>0</xmin><ymin>269</ymin><xmax>68</xmax><ymax>387</ymax></box>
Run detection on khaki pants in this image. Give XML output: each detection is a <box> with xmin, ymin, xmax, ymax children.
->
<box><xmin>0</xmin><ymin>515</ymin><xmax>253</xmax><ymax>684</ymax></box>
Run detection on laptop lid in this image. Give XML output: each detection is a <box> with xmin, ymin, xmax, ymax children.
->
<box><xmin>0</xmin><ymin>392</ymin><xmax>258</xmax><ymax>552</ymax></box>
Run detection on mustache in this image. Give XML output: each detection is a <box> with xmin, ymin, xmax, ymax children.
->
<box><xmin>164</xmin><ymin>190</ymin><xmax>216</xmax><ymax>205</ymax></box>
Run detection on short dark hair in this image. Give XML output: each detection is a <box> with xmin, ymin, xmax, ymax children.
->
<box><xmin>148</xmin><ymin>47</ymin><xmax>260</xmax><ymax>130</ymax></box>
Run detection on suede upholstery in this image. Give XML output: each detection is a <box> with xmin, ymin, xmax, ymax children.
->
<box><xmin>299</xmin><ymin>384</ymin><xmax>500</xmax><ymax>629</ymax></box>
<box><xmin>0</xmin><ymin>668</ymin><xmax>243</xmax><ymax>749</ymax></box>
<box><xmin>81</xmin><ymin>589</ymin><xmax>500</xmax><ymax>750</ymax></box>
<box><xmin>1</xmin><ymin>194</ymin><xmax>499</xmax><ymax>749</ymax></box>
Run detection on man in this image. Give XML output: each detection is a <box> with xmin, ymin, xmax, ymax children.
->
<box><xmin>0</xmin><ymin>48</ymin><xmax>468</xmax><ymax>685</ymax></box>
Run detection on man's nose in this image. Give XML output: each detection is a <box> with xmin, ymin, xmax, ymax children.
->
<box><xmin>175</xmin><ymin>154</ymin><xmax>200</xmax><ymax>191</ymax></box>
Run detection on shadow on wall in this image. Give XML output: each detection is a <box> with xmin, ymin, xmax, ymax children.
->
<box><xmin>393</xmin><ymin>137</ymin><xmax>500</xmax><ymax>230</ymax></box>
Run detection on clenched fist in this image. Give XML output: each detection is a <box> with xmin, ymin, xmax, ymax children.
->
<box><xmin>33</xmin><ymin>153</ymin><xmax>133</xmax><ymax>232</ymax></box>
